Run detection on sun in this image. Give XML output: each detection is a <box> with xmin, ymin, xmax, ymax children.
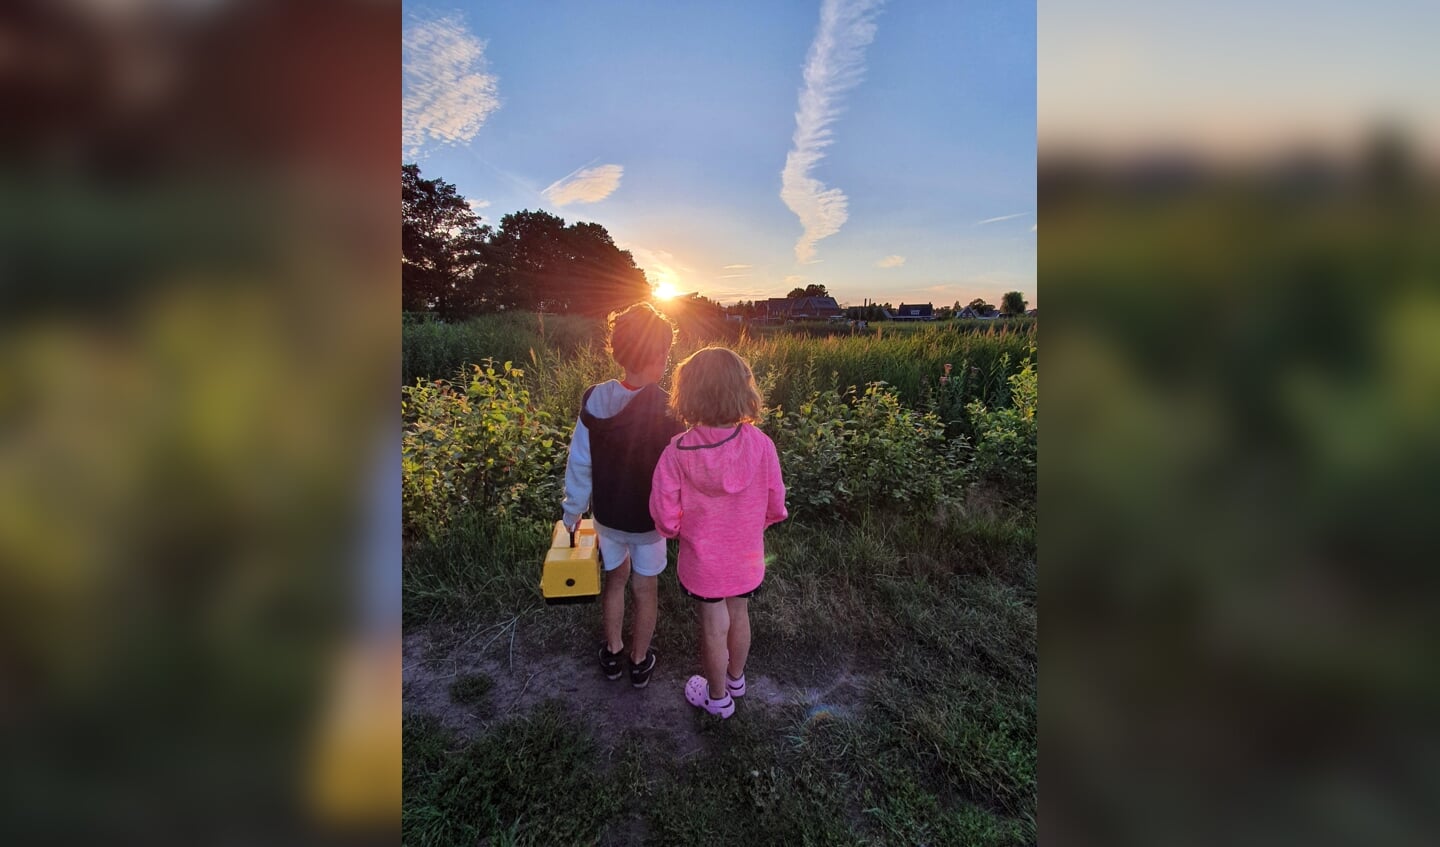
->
<box><xmin>652</xmin><ymin>280</ymin><xmax>681</xmax><ymax>300</ymax></box>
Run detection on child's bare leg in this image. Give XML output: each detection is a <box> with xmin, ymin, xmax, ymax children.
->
<box><xmin>601</xmin><ymin>559</ymin><xmax>631</xmax><ymax>654</ymax></box>
<box><xmin>697</xmin><ymin>600</ymin><xmax>731</xmax><ymax>699</ymax></box>
<box><xmin>725</xmin><ymin>597</ymin><xmax>750</xmax><ymax>679</ymax></box>
<box><xmin>628</xmin><ymin>573</ymin><xmax>658</xmax><ymax>662</ymax></box>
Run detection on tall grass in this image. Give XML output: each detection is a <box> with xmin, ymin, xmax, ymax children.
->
<box><xmin>402</xmin><ymin>312</ymin><xmax>602</xmax><ymax>386</ymax></box>
<box><xmin>738</xmin><ymin>322</ymin><xmax>1035</xmax><ymax>417</ymax></box>
<box><xmin>405</xmin><ymin>312</ymin><xmax>1036</xmax><ymax>430</ymax></box>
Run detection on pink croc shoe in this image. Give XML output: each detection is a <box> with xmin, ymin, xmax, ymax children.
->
<box><xmin>684</xmin><ymin>675</ymin><xmax>735</xmax><ymax>718</ymax></box>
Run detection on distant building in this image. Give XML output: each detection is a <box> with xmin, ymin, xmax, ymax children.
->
<box><xmin>762</xmin><ymin>296</ymin><xmax>843</xmax><ymax>321</ymax></box>
<box><xmin>892</xmin><ymin>302</ymin><xmax>936</xmax><ymax>321</ymax></box>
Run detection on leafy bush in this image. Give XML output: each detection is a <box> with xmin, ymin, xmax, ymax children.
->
<box><xmin>966</xmin><ymin>352</ymin><xmax>1037</xmax><ymax>505</ymax></box>
<box><xmin>401</xmin><ymin>360</ymin><xmax>567</xmax><ymax>542</ymax></box>
<box><xmin>919</xmin><ymin>353</ymin><xmax>1016</xmax><ymax>441</ymax></box>
<box><xmin>763</xmin><ymin>374</ymin><xmax>967</xmax><ymax>519</ymax></box>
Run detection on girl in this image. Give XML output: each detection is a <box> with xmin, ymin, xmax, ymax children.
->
<box><xmin>649</xmin><ymin>347</ymin><xmax>788</xmax><ymax>718</ymax></box>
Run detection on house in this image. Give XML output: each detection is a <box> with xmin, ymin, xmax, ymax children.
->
<box><xmin>762</xmin><ymin>296</ymin><xmax>843</xmax><ymax>321</ymax></box>
<box><xmin>957</xmin><ymin>305</ymin><xmax>999</xmax><ymax>320</ymax></box>
<box><xmin>1026</xmin><ymin>308</ymin><xmax>1038</xmax><ymax>317</ymax></box>
<box><xmin>892</xmin><ymin>303</ymin><xmax>936</xmax><ymax>321</ymax></box>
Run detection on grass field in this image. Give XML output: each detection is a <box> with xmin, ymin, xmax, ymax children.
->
<box><xmin>402</xmin><ymin>312</ymin><xmax>1037</xmax><ymax>846</ymax></box>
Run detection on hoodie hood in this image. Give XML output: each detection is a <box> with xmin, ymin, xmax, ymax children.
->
<box><xmin>580</xmin><ymin>382</ymin><xmax>667</xmax><ymax>435</ymax></box>
<box><xmin>672</xmin><ymin>423</ymin><xmax>768</xmax><ymax>496</ymax></box>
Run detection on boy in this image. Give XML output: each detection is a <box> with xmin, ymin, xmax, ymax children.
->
<box><xmin>561</xmin><ymin>303</ymin><xmax>684</xmax><ymax>687</ymax></box>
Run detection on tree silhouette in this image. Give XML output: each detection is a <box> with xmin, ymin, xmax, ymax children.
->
<box><xmin>402</xmin><ymin>164</ymin><xmax>489</xmax><ymax>315</ymax></box>
<box><xmin>787</xmin><ymin>283</ymin><xmax>830</xmax><ymax>299</ymax></box>
<box><xmin>402</xmin><ymin>164</ymin><xmax>651</xmax><ymax>318</ymax></box>
<box><xmin>1001</xmin><ymin>291</ymin><xmax>1028</xmax><ymax>316</ymax></box>
<box><xmin>482</xmin><ymin>210</ymin><xmax>650</xmax><ymax>316</ymax></box>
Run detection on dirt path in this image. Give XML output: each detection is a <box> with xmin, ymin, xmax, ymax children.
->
<box><xmin>403</xmin><ymin>622</ymin><xmax>870</xmax><ymax>757</ymax></box>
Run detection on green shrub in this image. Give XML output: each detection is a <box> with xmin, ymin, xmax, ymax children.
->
<box><xmin>966</xmin><ymin>351</ymin><xmax>1037</xmax><ymax>505</ymax></box>
<box><xmin>763</xmin><ymin>373</ymin><xmax>967</xmax><ymax>519</ymax></box>
<box><xmin>401</xmin><ymin>360</ymin><xmax>567</xmax><ymax>542</ymax></box>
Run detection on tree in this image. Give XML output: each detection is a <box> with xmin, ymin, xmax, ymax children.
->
<box><xmin>787</xmin><ymin>283</ymin><xmax>830</xmax><ymax>299</ymax></box>
<box><xmin>402</xmin><ymin>164</ymin><xmax>651</xmax><ymax>319</ymax></box>
<box><xmin>402</xmin><ymin>163</ymin><xmax>489</xmax><ymax>315</ymax></box>
<box><xmin>844</xmin><ymin>302</ymin><xmax>887</xmax><ymax>321</ymax></box>
<box><xmin>479</xmin><ymin>210</ymin><xmax>650</xmax><ymax>317</ymax></box>
<box><xmin>1001</xmin><ymin>291</ymin><xmax>1028</xmax><ymax>316</ymax></box>
<box><xmin>967</xmin><ymin>298</ymin><xmax>995</xmax><ymax>315</ymax></box>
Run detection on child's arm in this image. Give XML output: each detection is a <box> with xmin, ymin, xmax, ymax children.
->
<box><xmin>764</xmin><ymin>438</ymin><xmax>788</xmax><ymax>527</ymax></box>
<box><xmin>560</xmin><ymin>416</ymin><xmax>592</xmax><ymax>531</ymax></box>
<box><xmin>649</xmin><ymin>445</ymin><xmax>682</xmax><ymax>539</ymax></box>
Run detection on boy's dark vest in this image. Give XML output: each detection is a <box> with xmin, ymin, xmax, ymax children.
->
<box><xmin>581</xmin><ymin>383</ymin><xmax>685</xmax><ymax>533</ymax></box>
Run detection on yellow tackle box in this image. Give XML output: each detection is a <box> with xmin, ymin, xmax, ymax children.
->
<box><xmin>541</xmin><ymin>519</ymin><xmax>601</xmax><ymax>604</ymax></box>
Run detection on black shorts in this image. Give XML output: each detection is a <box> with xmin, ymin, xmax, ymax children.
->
<box><xmin>681</xmin><ymin>583</ymin><xmax>760</xmax><ymax>603</ymax></box>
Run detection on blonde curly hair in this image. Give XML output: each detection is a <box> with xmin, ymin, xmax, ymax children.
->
<box><xmin>669</xmin><ymin>346</ymin><xmax>764</xmax><ymax>426</ymax></box>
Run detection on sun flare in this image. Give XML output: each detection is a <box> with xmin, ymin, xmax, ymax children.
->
<box><xmin>651</xmin><ymin>281</ymin><xmax>681</xmax><ymax>300</ymax></box>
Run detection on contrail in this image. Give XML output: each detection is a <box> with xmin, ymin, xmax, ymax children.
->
<box><xmin>780</xmin><ymin>0</ymin><xmax>884</xmax><ymax>263</ymax></box>
<box><xmin>977</xmin><ymin>212</ymin><xmax>1031</xmax><ymax>225</ymax></box>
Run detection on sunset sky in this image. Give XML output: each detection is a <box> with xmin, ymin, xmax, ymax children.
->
<box><xmin>404</xmin><ymin>1</ymin><xmax>1036</xmax><ymax>308</ymax></box>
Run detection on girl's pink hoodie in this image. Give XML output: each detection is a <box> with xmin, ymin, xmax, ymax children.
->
<box><xmin>649</xmin><ymin>423</ymin><xmax>788</xmax><ymax>598</ymax></box>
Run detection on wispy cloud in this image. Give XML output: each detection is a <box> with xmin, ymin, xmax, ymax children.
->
<box><xmin>780</xmin><ymin>0</ymin><xmax>884</xmax><ymax>263</ymax></box>
<box><xmin>876</xmin><ymin>254</ymin><xmax>906</xmax><ymax>268</ymax></box>
<box><xmin>722</xmin><ymin>264</ymin><xmax>752</xmax><ymax>270</ymax></box>
<box><xmin>720</xmin><ymin>273</ymin><xmax>752</xmax><ymax>279</ymax></box>
<box><xmin>542</xmin><ymin>164</ymin><xmax>624</xmax><ymax>206</ymax></box>
<box><xmin>403</xmin><ymin>15</ymin><xmax>500</xmax><ymax>159</ymax></box>
<box><xmin>784</xmin><ymin>275</ymin><xmax>808</xmax><ymax>286</ymax></box>
<box><xmin>976</xmin><ymin>212</ymin><xmax>1031</xmax><ymax>225</ymax></box>
<box><xmin>467</xmin><ymin>198</ymin><xmax>491</xmax><ymax>212</ymax></box>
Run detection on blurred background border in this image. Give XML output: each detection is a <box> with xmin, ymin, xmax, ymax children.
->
<box><xmin>1</xmin><ymin>1</ymin><xmax>400</xmax><ymax>843</ymax></box>
<box><xmin>1041</xmin><ymin>1</ymin><xmax>1440</xmax><ymax>844</ymax></box>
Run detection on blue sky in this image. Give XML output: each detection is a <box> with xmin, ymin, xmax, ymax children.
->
<box><xmin>404</xmin><ymin>1</ymin><xmax>1035</xmax><ymax>308</ymax></box>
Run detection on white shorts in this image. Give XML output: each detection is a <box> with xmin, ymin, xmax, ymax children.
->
<box><xmin>598</xmin><ymin>533</ymin><xmax>668</xmax><ymax>577</ymax></box>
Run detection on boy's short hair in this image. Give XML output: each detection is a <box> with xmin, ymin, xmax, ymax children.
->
<box><xmin>607</xmin><ymin>303</ymin><xmax>677</xmax><ymax>372</ymax></box>
<box><xmin>670</xmin><ymin>346</ymin><xmax>764</xmax><ymax>426</ymax></box>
